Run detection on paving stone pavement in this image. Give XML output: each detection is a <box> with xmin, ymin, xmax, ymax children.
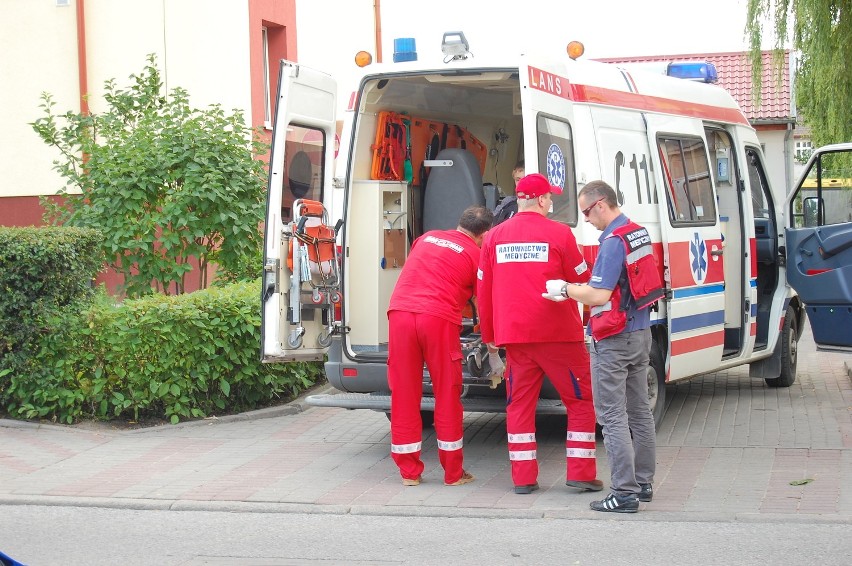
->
<box><xmin>1</xmin><ymin>325</ymin><xmax>850</xmax><ymax>522</ymax></box>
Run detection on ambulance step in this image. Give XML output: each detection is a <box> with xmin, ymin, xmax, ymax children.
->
<box><xmin>305</xmin><ymin>393</ymin><xmax>566</xmax><ymax>414</ymax></box>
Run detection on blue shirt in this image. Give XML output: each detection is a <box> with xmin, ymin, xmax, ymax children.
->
<box><xmin>588</xmin><ymin>214</ymin><xmax>651</xmax><ymax>333</ymax></box>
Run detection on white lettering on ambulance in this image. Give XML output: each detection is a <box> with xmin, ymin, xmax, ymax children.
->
<box><xmin>424</xmin><ymin>235</ymin><xmax>463</xmax><ymax>253</ymax></box>
<box><xmin>496</xmin><ymin>243</ymin><xmax>549</xmax><ymax>263</ymax></box>
<box><xmin>533</xmin><ymin>69</ymin><xmax>562</xmax><ymax>96</ymax></box>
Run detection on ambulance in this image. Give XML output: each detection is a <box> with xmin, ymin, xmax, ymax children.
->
<box><xmin>261</xmin><ymin>33</ymin><xmax>851</xmax><ymax>428</ymax></box>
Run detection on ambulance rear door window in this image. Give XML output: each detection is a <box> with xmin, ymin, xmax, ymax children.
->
<box><xmin>536</xmin><ymin>114</ymin><xmax>578</xmax><ymax>226</ymax></box>
<box><xmin>282</xmin><ymin>124</ymin><xmax>325</xmax><ymax>223</ymax></box>
<box><xmin>658</xmin><ymin>136</ymin><xmax>716</xmax><ymax>225</ymax></box>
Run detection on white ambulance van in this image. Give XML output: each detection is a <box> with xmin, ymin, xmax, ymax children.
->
<box><xmin>261</xmin><ymin>34</ymin><xmax>846</xmax><ymax>428</ymax></box>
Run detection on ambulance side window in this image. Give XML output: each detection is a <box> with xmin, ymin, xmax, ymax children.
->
<box><xmin>536</xmin><ymin>114</ymin><xmax>577</xmax><ymax>226</ymax></box>
<box><xmin>658</xmin><ymin>136</ymin><xmax>716</xmax><ymax>225</ymax></box>
<box><xmin>790</xmin><ymin>150</ymin><xmax>852</xmax><ymax>228</ymax></box>
<box><xmin>282</xmin><ymin>124</ymin><xmax>325</xmax><ymax>223</ymax></box>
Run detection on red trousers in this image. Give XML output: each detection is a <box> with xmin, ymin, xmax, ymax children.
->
<box><xmin>387</xmin><ymin>311</ymin><xmax>466</xmax><ymax>484</ymax></box>
<box><xmin>504</xmin><ymin>341</ymin><xmax>597</xmax><ymax>486</ymax></box>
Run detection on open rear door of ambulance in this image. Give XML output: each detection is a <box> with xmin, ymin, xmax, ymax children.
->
<box><xmin>261</xmin><ymin>61</ymin><xmax>337</xmax><ymax>362</ymax></box>
<box><xmin>645</xmin><ymin>114</ymin><xmax>726</xmax><ymax>379</ymax></box>
<box><xmin>784</xmin><ymin>143</ymin><xmax>852</xmax><ymax>351</ymax></box>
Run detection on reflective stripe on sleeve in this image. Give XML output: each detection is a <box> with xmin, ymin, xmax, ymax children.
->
<box><xmin>566</xmin><ymin>431</ymin><xmax>596</xmax><ymax>442</ymax></box>
<box><xmin>437</xmin><ymin>437</ymin><xmax>464</xmax><ymax>451</ymax></box>
<box><xmin>566</xmin><ymin>448</ymin><xmax>597</xmax><ymax>458</ymax></box>
<box><xmin>509</xmin><ymin>449</ymin><xmax>537</xmax><ymax>461</ymax></box>
<box><xmin>391</xmin><ymin>441</ymin><xmax>422</xmax><ymax>454</ymax></box>
<box><xmin>507</xmin><ymin>432</ymin><xmax>536</xmax><ymax>443</ymax></box>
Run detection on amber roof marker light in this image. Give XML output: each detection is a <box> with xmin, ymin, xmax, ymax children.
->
<box><xmin>567</xmin><ymin>41</ymin><xmax>585</xmax><ymax>60</ymax></box>
<box><xmin>355</xmin><ymin>51</ymin><xmax>373</xmax><ymax>68</ymax></box>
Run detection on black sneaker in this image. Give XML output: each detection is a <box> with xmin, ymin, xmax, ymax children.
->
<box><xmin>638</xmin><ymin>483</ymin><xmax>653</xmax><ymax>502</ymax></box>
<box><xmin>590</xmin><ymin>492</ymin><xmax>639</xmax><ymax>513</ymax></box>
<box><xmin>513</xmin><ymin>482</ymin><xmax>540</xmax><ymax>495</ymax></box>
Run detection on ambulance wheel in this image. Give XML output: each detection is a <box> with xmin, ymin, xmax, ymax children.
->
<box><xmin>765</xmin><ymin>305</ymin><xmax>798</xmax><ymax>388</ymax></box>
<box><xmin>648</xmin><ymin>339</ymin><xmax>667</xmax><ymax>430</ymax></box>
<box><xmin>384</xmin><ymin>410</ymin><xmax>434</xmax><ymax>428</ymax></box>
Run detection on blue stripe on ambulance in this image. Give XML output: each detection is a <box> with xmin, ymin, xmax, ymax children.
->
<box><xmin>670</xmin><ymin>310</ymin><xmax>726</xmax><ymax>333</ymax></box>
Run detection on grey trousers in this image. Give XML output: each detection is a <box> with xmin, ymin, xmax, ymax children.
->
<box><xmin>591</xmin><ymin>328</ymin><xmax>656</xmax><ymax>496</ymax></box>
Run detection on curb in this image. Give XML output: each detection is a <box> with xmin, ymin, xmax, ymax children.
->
<box><xmin>0</xmin><ymin>494</ymin><xmax>849</xmax><ymax>524</ymax></box>
<box><xmin>0</xmin><ymin>382</ymin><xmax>336</xmax><ymax>434</ymax></box>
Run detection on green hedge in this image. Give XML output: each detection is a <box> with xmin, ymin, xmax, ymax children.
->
<box><xmin>3</xmin><ymin>280</ymin><xmax>322</xmax><ymax>424</ymax></box>
<box><xmin>0</xmin><ymin>226</ymin><xmax>103</xmax><ymax>401</ymax></box>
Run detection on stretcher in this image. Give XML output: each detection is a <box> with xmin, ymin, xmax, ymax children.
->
<box><xmin>285</xmin><ymin>198</ymin><xmax>342</xmax><ymax>349</ymax></box>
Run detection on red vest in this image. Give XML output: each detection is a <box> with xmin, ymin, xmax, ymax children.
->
<box><xmin>589</xmin><ymin>220</ymin><xmax>664</xmax><ymax>340</ymax></box>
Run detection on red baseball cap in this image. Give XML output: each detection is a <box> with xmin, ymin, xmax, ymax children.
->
<box><xmin>515</xmin><ymin>173</ymin><xmax>563</xmax><ymax>198</ymax></box>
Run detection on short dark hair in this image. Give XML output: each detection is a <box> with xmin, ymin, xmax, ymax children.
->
<box><xmin>513</xmin><ymin>159</ymin><xmax>525</xmax><ymax>171</ymax></box>
<box><xmin>458</xmin><ymin>206</ymin><xmax>493</xmax><ymax>236</ymax></box>
<box><xmin>578</xmin><ymin>180</ymin><xmax>618</xmax><ymax>208</ymax></box>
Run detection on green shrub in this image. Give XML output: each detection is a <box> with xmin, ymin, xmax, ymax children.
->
<box><xmin>0</xmin><ymin>227</ymin><xmax>103</xmax><ymax>403</ymax></box>
<box><xmin>3</xmin><ymin>280</ymin><xmax>322</xmax><ymax>424</ymax></box>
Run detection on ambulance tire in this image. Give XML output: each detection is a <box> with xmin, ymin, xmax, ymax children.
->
<box><xmin>765</xmin><ymin>305</ymin><xmax>798</xmax><ymax>388</ymax></box>
<box><xmin>648</xmin><ymin>339</ymin><xmax>667</xmax><ymax>430</ymax></box>
<box><xmin>384</xmin><ymin>410</ymin><xmax>435</xmax><ymax>428</ymax></box>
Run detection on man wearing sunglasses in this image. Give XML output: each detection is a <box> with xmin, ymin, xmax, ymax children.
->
<box><xmin>544</xmin><ymin>180</ymin><xmax>662</xmax><ymax>513</ymax></box>
<box><xmin>477</xmin><ymin>173</ymin><xmax>601</xmax><ymax>496</ymax></box>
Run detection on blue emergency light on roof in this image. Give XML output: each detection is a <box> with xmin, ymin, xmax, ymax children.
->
<box><xmin>666</xmin><ymin>62</ymin><xmax>718</xmax><ymax>83</ymax></box>
<box><xmin>393</xmin><ymin>38</ymin><xmax>418</xmax><ymax>63</ymax></box>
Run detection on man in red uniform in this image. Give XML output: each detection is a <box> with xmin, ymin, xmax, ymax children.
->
<box><xmin>478</xmin><ymin>173</ymin><xmax>601</xmax><ymax>494</ymax></box>
<box><xmin>387</xmin><ymin>205</ymin><xmax>493</xmax><ymax>487</ymax></box>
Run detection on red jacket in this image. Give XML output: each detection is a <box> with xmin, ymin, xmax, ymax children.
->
<box><xmin>478</xmin><ymin>211</ymin><xmax>590</xmax><ymax>345</ymax></box>
<box><xmin>388</xmin><ymin>229</ymin><xmax>480</xmax><ymax>326</ymax></box>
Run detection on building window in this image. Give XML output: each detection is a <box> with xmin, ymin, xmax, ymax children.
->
<box><xmin>262</xmin><ymin>27</ymin><xmax>272</xmax><ymax>129</ymax></box>
<box><xmin>795</xmin><ymin>140</ymin><xmax>813</xmax><ymax>163</ymax></box>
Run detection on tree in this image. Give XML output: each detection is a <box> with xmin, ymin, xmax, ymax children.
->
<box><xmin>31</xmin><ymin>54</ymin><xmax>268</xmax><ymax>297</ymax></box>
<box><xmin>746</xmin><ymin>0</ymin><xmax>852</xmax><ymax>146</ymax></box>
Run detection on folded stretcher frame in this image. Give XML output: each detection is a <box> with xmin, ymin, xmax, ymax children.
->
<box><xmin>285</xmin><ymin>198</ymin><xmax>342</xmax><ymax>349</ymax></box>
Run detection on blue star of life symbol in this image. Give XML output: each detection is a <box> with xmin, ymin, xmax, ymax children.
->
<box><xmin>546</xmin><ymin>143</ymin><xmax>566</xmax><ymax>191</ymax></box>
<box><xmin>689</xmin><ymin>232</ymin><xmax>708</xmax><ymax>284</ymax></box>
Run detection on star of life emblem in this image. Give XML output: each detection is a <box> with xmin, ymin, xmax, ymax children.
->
<box><xmin>546</xmin><ymin>143</ymin><xmax>566</xmax><ymax>191</ymax></box>
<box><xmin>689</xmin><ymin>232</ymin><xmax>708</xmax><ymax>285</ymax></box>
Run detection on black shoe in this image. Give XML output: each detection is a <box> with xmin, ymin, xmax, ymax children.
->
<box><xmin>590</xmin><ymin>492</ymin><xmax>639</xmax><ymax>513</ymax></box>
<box><xmin>565</xmin><ymin>479</ymin><xmax>604</xmax><ymax>492</ymax></box>
<box><xmin>514</xmin><ymin>482</ymin><xmax>540</xmax><ymax>495</ymax></box>
<box><xmin>638</xmin><ymin>483</ymin><xmax>653</xmax><ymax>502</ymax></box>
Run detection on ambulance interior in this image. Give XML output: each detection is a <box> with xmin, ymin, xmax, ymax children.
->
<box><xmin>343</xmin><ymin>70</ymin><xmax>523</xmax><ymax>361</ymax></box>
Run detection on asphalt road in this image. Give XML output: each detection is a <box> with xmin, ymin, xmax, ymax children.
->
<box><xmin>1</xmin><ymin>504</ymin><xmax>851</xmax><ymax>565</ymax></box>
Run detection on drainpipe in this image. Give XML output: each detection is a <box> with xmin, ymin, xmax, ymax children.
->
<box><xmin>784</xmin><ymin>122</ymin><xmax>793</xmax><ymax>195</ymax></box>
<box><xmin>374</xmin><ymin>0</ymin><xmax>382</xmax><ymax>63</ymax></box>
<box><xmin>76</xmin><ymin>0</ymin><xmax>89</xmax><ymax>116</ymax></box>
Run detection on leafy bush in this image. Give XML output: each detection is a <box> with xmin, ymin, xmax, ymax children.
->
<box><xmin>31</xmin><ymin>54</ymin><xmax>268</xmax><ymax>296</ymax></box>
<box><xmin>3</xmin><ymin>280</ymin><xmax>322</xmax><ymax>424</ymax></box>
<box><xmin>0</xmin><ymin>227</ymin><xmax>103</xmax><ymax>402</ymax></box>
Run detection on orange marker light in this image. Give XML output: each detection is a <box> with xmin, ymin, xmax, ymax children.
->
<box><xmin>355</xmin><ymin>51</ymin><xmax>373</xmax><ymax>67</ymax></box>
<box><xmin>567</xmin><ymin>41</ymin><xmax>585</xmax><ymax>60</ymax></box>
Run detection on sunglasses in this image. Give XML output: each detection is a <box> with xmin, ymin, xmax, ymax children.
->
<box><xmin>581</xmin><ymin>198</ymin><xmax>605</xmax><ymax>217</ymax></box>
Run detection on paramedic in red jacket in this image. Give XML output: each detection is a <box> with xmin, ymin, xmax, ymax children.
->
<box><xmin>387</xmin><ymin>205</ymin><xmax>493</xmax><ymax>487</ymax></box>
<box><xmin>477</xmin><ymin>173</ymin><xmax>601</xmax><ymax>495</ymax></box>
